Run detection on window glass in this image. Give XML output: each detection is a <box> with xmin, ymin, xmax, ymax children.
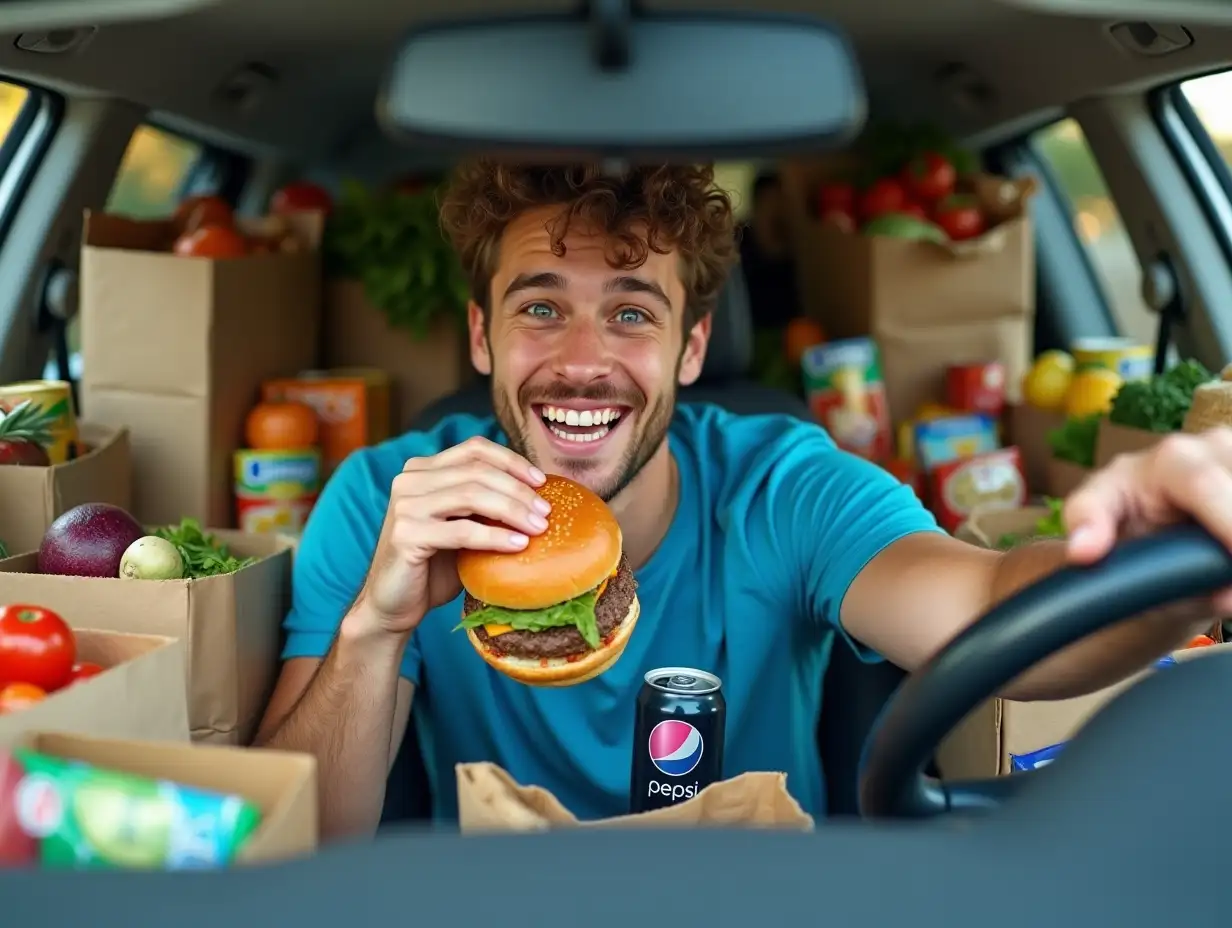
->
<box><xmin>1179</xmin><ymin>71</ymin><xmax>1232</xmax><ymax>169</ymax></box>
<box><xmin>1033</xmin><ymin>118</ymin><xmax>1155</xmax><ymax>346</ymax></box>
<box><xmin>0</xmin><ymin>82</ymin><xmax>29</xmax><ymax>143</ymax></box>
<box><xmin>105</xmin><ymin>125</ymin><xmax>202</xmax><ymax>219</ymax></box>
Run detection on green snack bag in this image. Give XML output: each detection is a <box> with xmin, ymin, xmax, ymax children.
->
<box><xmin>11</xmin><ymin>748</ymin><xmax>262</xmax><ymax>869</ymax></box>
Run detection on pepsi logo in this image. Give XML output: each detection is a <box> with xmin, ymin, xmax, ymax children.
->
<box><xmin>648</xmin><ymin>719</ymin><xmax>703</xmax><ymax>777</ymax></box>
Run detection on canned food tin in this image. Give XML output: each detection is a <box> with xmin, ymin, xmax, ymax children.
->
<box><xmin>234</xmin><ymin>448</ymin><xmax>321</xmax><ymax>534</ymax></box>
<box><xmin>1071</xmin><ymin>337</ymin><xmax>1153</xmax><ymax>382</ymax></box>
<box><xmin>0</xmin><ymin>380</ymin><xmax>78</xmax><ymax>464</ymax></box>
<box><xmin>630</xmin><ymin>667</ymin><xmax>726</xmax><ymax>814</ymax></box>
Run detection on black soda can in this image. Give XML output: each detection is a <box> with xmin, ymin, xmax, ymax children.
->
<box><xmin>629</xmin><ymin>667</ymin><xmax>726</xmax><ymax>814</ymax></box>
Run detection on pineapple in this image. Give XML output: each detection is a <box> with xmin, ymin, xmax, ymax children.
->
<box><xmin>0</xmin><ymin>400</ymin><xmax>55</xmax><ymax>465</ymax></box>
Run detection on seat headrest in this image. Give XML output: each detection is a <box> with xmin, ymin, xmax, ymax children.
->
<box><xmin>698</xmin><ymin>262</ymin><xmax>753</xmax><ymax>382</ymax></box>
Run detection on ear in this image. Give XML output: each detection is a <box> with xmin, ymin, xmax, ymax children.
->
<box><xmin>468</xmin><ymin>301</ymin><xmax>492</xmax><ymax>375</ymax></box>
<box><xmin>677</xmin><ymin>313</ymin><xmax>712</xmax><ymax>387</ymax></box>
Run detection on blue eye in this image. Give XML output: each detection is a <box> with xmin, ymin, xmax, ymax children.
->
<box><xmin>616</xmin><ymin>308</ymin><xmax>646</xmax><ymax>324</ymax></box>
<box><xmin>525</xmin><ymin>302</ymin><xmax>556</xmax><ymax>318</ymax></box>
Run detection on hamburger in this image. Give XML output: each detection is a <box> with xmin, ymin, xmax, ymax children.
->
<box><xmin>456</xmin><ymin>474</ymin><xmax>640</xmax><ymax>687</ymax></box>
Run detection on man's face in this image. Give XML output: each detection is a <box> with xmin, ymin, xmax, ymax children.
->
<box><xmin>468</xmin><ymin>206</ymin><xmax>711</xmax><ymax>501</ymax></box>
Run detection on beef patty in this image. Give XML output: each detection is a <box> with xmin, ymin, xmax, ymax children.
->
<box><xmin>467</xmin><ymin>554</ymin><xmax>637</xmax><ymax>660</ymax></box>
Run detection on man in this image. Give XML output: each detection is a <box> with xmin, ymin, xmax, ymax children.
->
<box><xmin>255</xmin><ymin>162</ymin><xmax>1230</xmax><ymax>840</ymax></box>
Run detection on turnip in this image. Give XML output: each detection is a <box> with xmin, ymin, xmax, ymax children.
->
<box><xmin>118</xmin><ymin>535</ymin><xmax>184</xmax><ymax>581</ymax></box>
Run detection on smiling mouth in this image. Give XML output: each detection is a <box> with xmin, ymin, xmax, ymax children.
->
<box><xmin>534</xmin><ymin>404</ymin><xmax>628</xmax><ymax>444</ymax></box>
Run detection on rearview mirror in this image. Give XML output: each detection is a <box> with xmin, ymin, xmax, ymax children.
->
<box><xmin>377</xmin><ymin>11</ymin><xmax>866</xmax><ymax>158</ymax></box>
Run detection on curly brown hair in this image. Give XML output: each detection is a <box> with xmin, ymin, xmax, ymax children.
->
<box><xmin>439</xmin><ymin>162</ymin><xmax>738</xmax><ymax>331</ymax></box>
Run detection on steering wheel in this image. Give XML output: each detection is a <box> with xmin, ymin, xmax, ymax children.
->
<box><xmin>858</xmin><ymin>523</ymin><xmax>1232</xmax><ymax>820</ymax></box>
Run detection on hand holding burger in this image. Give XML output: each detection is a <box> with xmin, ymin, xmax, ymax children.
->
<box><xmin>457</xmin><ymin>475</ymin><xmax>640</xmax><ymax>686</ymax></box>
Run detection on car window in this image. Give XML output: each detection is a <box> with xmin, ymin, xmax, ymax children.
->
<box><xmin>0</xmin><ymin>81</ymin><xmax>30</xmax><ymax>145</ymax></box>
<box><xmin>1032</xmin><ymin>118</ymin><xmax>1155</xmax><ymax>347</ymax></box>
<box><xmin>105</xmin><ymin>125</ymin><xmax>203</xmax><ymax>219</ymax></box>
<box><xmin>53</xmin><ymin>126</ymin><xmax>204</xmax><ymax>378</ymax></box>
<box><xmin>1178</xmin><ymin>71</ymin><xmax>1232</xmax><ymax>172</ymax></box>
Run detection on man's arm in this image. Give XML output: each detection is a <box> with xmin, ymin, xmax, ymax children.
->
<box><xmin>842</xmin><ymin>532</ymin><xmax>1212</xmax><ymax>701</ymax></box>
<box><xmin>253</xmin><ymin>603</ymin><xmax>414</xmax><ymax>841</ymax></box>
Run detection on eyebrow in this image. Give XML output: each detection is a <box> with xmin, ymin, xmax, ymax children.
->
<box><xmin>502</xmin><ymin>271</ymin><xmax>672</xmax><ymax>311</ymax></box>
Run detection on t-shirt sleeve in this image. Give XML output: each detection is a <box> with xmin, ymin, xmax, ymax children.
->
<box><xmin>280</xmin><ymin>447</ymin><xmax>424</xmax><ymax>684</ymax></box>
<box><xmin>756</xmin><ymin>428</ymin><xmax>944</xmax><ymax>661</ymax></box>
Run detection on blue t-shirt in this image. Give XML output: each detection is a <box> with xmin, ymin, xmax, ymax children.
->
<box><xmin>282</xmin><ymin>404</ymin><xmax>941</xmax><ymax>821</ymax></box>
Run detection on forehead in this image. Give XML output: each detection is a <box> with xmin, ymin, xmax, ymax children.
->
<box><xmin>492</xmin><ymin>205</ymin><xmax>682</xmax><ymax>297</ymax></box>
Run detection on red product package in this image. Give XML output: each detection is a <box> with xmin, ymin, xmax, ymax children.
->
<box><xmin>929</xmin><ymin>446</ymin><xmax>1027</xmax><ymax>533</ymax></box>
<box><xmin>946</xmin><ymin>362</ymin><xmax>1006</xmax><ymax>417</ymax></box>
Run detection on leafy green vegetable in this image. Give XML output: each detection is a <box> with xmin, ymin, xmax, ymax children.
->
<box><xmin>1047</xmin><ymin>414</ymin><xmax>1102</xmax><ymax>468</ymax></box>
<box><xmin>457</xmin><ymin>588</ymin><xmax>602</xmax><ymax>650</ymax></box>
<box><xmin>857</xmin><ymin>121</ymin><xmax>979</xmax><ymax>185</ymax></box>
<box><xmin>996</xmin><ymin>497</ymin><xmax>1066</xmax><ymax>550</ymax></box>
<box><xmin>154</xmin><ymin>519</ymin><xmax>257</xmax><ymax>579</ymax></box>
<box><xmin>1107</xmin><ymin>359</ymin><xmax>1212</xmax><ymax>433</ymax></box>
<box><xmin>323</xmin><ymin>179</ymin><xmax>469</xmax><ymax>340</ymax></box>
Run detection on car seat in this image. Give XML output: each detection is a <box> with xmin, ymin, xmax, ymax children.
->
<box><xmin>380</xmin><ymin>263</ymin><xmax>910</xmax><ymax>824</ymax></box>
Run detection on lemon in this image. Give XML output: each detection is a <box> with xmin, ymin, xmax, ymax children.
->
<box><xmin>1022</xmin><ymin>350</ymin><xmax>1075</xmax><ymax>409</ymax></box>
<box><xmin>1064</xmin><ymin>368</ymin><xmax>1123</xmax><ymax>419</ymax></box>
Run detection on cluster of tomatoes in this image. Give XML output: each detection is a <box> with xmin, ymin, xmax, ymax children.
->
<box><xmin>0</xmin><ymin>605</ymin><xmax>100</xmax><ymax>714</ymax></box>
<box><xmin>815</xmin><ymin>151</ymin><xmax>988</xmax><ymax>242</ymax></box>
<box><xmin>169</xmin><ymin>181</ymin><xmax>334</xmax><ymax>259</ymax></box>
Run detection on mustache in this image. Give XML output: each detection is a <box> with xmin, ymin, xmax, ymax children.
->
<box><xmin>521</xmin><ymin>382</ymin><xmax>644</xmax><ymax>409</ymax></box>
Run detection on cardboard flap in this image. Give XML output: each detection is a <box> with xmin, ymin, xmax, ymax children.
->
<box><xmin>83</xmin><ymin>209</ymin><xmax>176</xmax><ymax>252</ymax></box>
<box><xmin>957</xmin><ymin>506</ymin><xmax>1051</xmax><ymax>548</ymax></box>
<box><xmin>456</xmin><ymin>762</ymin><xmax>814</xmax><ymax>832</ymax></box>
<box><xmin>1095</xmin><ymin>420</ymin><xmax>1163</xmax><ymax>469</ymax></box>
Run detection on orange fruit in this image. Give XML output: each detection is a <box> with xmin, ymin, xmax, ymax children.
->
<box><xmin>174</xmin><ymin>194</ymin><xmax>234</xmax><ymax>234</ymax></box>
<box><xmin>245</xmin><ymin>401</ymin><xmax>319</xmax><ymax>451</ymax></box>
<box><xmin>784</xmin><ymin>317</ymin><xmax>826</xmax><ymax>366</ymax></box>
<box><xmin>0</xmin><ymin>682</ymin><xmax>45</xmax><ymax>714</ymax></box>
<box><xmin>173</xmin><ymin>224</ymin><xmax>250</xmax><ymax>258</ymax></box>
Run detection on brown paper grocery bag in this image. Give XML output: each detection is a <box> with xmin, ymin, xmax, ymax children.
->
<box><xmin>1045</xmin><ymin>457</ymin><xmax>1089</xmax><ymax>498</ymax></box>
<box><xmin>1095</xmin><ymin>420</ymin><xmax>1164</xmax><ymax>468</ymax></box>
<box><xmin>79</xmin><ymin>210</ymin><xmax>323</xmax><ymax>528</ymax></box>
<box><xmin>19</xmin><ymin>731</ymin><xmax>318</xmax><ymax>864</ymax></box>
<box><xmin>456</xmin><ymin>762</ymin><xmax>813</xmax><ymax>833</ymax></box>
<box><xmin>0</xmin><ymin>531</ymin><xmax>293</xmax><ymax>744</ymax></box>
<box><xmin>955</xmin><ymin>505</ymin><xmax>1052</xmax><ymax>550</ymax></box>
<box><xmin>0</xmin><ymin>423</ymin><xmax>131</xmax><ymax>557</ymax></box>
<box><xmin>321</xmin><ymin>278</ymin><xmax>473</xmax><ymax>432</ymax></box>
<box><xmin>1008</xmin><ymin>404</ymin><xmax>1065</xmax><ymax>496</ymax></box>
<box><xmin>0</xmin><ymin>630</ymin><xmax>188</xmax><ymax>748</ymax></box>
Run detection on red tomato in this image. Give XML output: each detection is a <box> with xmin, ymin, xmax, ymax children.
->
<box><xmin>817</xmin><ymin>182</ymin><xmax>856</xmax><ymax>216</ymax></box>
<box><xmin>173</xmin><ymin>224</ymin><xmax>250</xmax><ymax>258</ymax></box>
<box><xmin>68</xmin><ymin>661</ymin><xmax>104</xmax><ymax>683</ymax></box>
<box><xmin>857</xmin><ymin>179</ymin><xmax>907</xmax><ymax>222</ymax></box>
<box><xmin>901</xmin><ymin>152</ymin><xmax>957</xmax><ymax>202</ymax></box>
<box><xmin>0</xmin><ymin>605</ymin><xmax>75</xmax><ymax>692</ymax></box>
<box><xmin>270</xmin><ymin>182</ymin><xmax>333</xmax><ymax>216</ymax></box>
<box><xmin>933</xmin><ymin>196</ymin><xmax>987</xmax><ymax>241</ymax></box>
<box><xmin>173</xmin><ymin>195</ymin><xmax>234</xmax><ymax>235</ymax></box>
<box><xmin>0</xmin><ymin>683</ymin><xmax>46</xmax><ymax>713</ymax></box>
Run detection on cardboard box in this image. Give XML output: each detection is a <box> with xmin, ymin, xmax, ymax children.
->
<box><xmin>16</xmin><ymin>731</ymin><xmax>317</xmax><ymax>864</ymax></box>
<box><xmin>1045</xmin><ymin>456</ymin><xmax>1089</xmax><ymax>497</ymax></box>
<box><xmin>321</xmin><ymin>278</ymin><xmax>473</xmax><ymax>433</ymax></box>
<box><xmin>781</xmin><ymin>168</ymin><xmax>1035</xmax><ymax>429</ymax></box>
<box><xmin>1008</xmin><ymin>403</ymin><xmax>1065</xmax><ymax>496</ymax></box>
<box><xmin>79</xmin><ymin>210</ymin><xmax>323</xmax><ymax>529</ymax></box>
<box><xmin>0</xmin><ymin>531</ymin><xmax>293</xmax><ymax>745</ymax></box>
<box><xmin>954</xmin><ymin>505</ymin><xmax>1052</xmax><ymax>549</ymax></box>
<box><xmin>0</xmin><ymin>423</ymin><xmax>131</xmax><ymax>557</ymax></box>
<box><xmin>938</xmin><ymin>643</ymin><xmax>1232</xmax><ymax>779</ymax></box>
<box><xmin>1095</xmin><ymin>419</ymin><xmax>1164</xmax><ymax>468</ymax></box>
<box><xmin>0</xmin><ymin>630</ymin><xmax>188</xmax><ymax>748</ymax></box>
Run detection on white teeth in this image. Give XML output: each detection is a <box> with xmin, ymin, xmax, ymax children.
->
<box><xmin>565</xmin><ymin>409</ymin><xmax>581</xmax><ymax>426</ymax></box>
<box><xmin>549</xmin><ymin>425</ymin><xmax>610</xmax><ymax>443</ymax></box>
<box><xmin>540</xmin><ymin>406</ymin><xmax>622</xmax><ymax>426</ymax></box>
<box><xmin>579</xmin><ymin>410</ymin><xmax>594</xmax><ymax>427</ymax></box>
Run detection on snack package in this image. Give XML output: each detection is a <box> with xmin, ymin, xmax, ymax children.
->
<box><xmin>914</xmin><ymin>414</ymin><xmax>999</xmax><ymax>472</ymax></box>
<box><xmin>0</xmin><ymin>749</ymin><xmax>261</xmax><ymax>869</ymax></box>
<box><xmin>802</xmin><ymin>338</ymin><xmax>892</xmax><ymax>462</ymax></box>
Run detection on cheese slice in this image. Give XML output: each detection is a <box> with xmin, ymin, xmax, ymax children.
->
<box><xmin>596</xmin><ymin>578</ymin><xmax>609</xmax><ymax>599</ymax></box>
<box><xmin>483</xmin><ymin>623</ymin><xmax>514</xmax><ymax>637</ymax></box>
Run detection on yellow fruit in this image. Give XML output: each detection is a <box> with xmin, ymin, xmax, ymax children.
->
<box><xmin>1022</xmin><ymin>350</ymin><xmax>1075</xmax><ymax>409</ymax></box>
<box><xmin>1064</xmin><ymin>368</ymin><xmax>1123</xmax><ymax>419</ymax></box>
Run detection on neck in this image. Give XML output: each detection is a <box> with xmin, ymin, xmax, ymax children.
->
<box><xmin>607</xmin><ymin>439</ymin><xmax>678</xmax><ymax>571</ymax></box>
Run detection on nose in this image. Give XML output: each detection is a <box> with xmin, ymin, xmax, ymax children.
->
<box><xmin>552</xmin><ymin>316</ymin><xmax>613</xmax><ymax>384</ymax></box>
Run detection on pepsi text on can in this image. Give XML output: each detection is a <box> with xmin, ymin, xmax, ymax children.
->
<box><xmin>630</xmin><ymin>667</ymin><xmax>726</xmax><ymax>814</ymax></box>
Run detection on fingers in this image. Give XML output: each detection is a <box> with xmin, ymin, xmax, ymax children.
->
<box><xmin>393</xmin><ymin>462</ymin><xmax>551</xmax><ymax>537</ymax></box>
<box><xmin>405</xmin><ymin>436</ymin><xmax>545</xmax><ymax>488</ymax></box>
<box><xmin>1064</xmin><ymin>428</ymin><xmax>1232</xmax><ymax>563</ymax></box>
<box><xmin>391</xmin><ymin>515</ymin><xmax>530</xmax><ymax>555</ymax></box>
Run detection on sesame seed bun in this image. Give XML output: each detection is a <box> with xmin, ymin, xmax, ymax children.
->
<box><xmin>465</xmin><ymin>595</ymin><xmax>640</xmax><ymax>686</ymax></box>
<box><xmin>457</xmin><ymin>474</ymin><xmax>622</xmax><ymax>610</ymax></box>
